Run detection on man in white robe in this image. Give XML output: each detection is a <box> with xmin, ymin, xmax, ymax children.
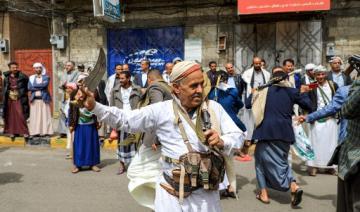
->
<box><xmin>79</xmin><ymin>61</ymin><xmax>244</xmax><ymax>212</ymax></box>
<box><xmin>240</xmin><ymin>57</ymin><xmax>270</xmax><ymax>159</ymax></box>
<box><xmin>306</xmin><ymin>65</ymin><xmax>339</xmax><ymax>176</ymax></box>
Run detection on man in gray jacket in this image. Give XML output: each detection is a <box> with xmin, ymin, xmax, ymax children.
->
<box><xmin>110</xmin><ymin>71</ymin><xmax>142</xmax><ymax>174</ymax></box>
<box><xmin>144</xmin><ymin>69</ymin><xmax>173</xmax><ymax>105</ymax></box>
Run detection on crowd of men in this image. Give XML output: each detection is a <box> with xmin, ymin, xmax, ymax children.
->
<box><xmin>2</xmin><ymin>62</ymin><xmax>53</xmax><ymax>142</ymax></box>
<box><xmin>1</xmin><ymin>54</ymin><xmax>359</xmax><ymax>212</ymax></box>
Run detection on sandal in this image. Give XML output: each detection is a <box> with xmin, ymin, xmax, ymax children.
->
<box><xmin>291</xmin><ymin>188</ymin><xmax>303</xmax><ymax>206</ymax></box>
<box><xmin>256</xmin><ymin>192</ymin><xmax>270</xmax><ymax>204</ymax></box>
<box><xmin>234</xmin><ymin>155</ymin><xmax>252</xmax><ymax>162</ymax></box>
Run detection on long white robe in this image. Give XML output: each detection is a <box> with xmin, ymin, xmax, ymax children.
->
<box><xmin>105</xmin><ymin>74</ymin><xmax>116</xmax><ymax>104</ymax></box>
<box><xmin>240</xmin><ymin>68</ymin><xmax>270</xmax><ymax>140</ymax></box>
<box><xmin>306</xmin><ymin>82</ymin><xmax>338</xmax><ymax>168</ymax></box>
<box><xmin>92</xmin><ymin>99</ymin><xmax>244</xmax><ymax>212</ymax></box>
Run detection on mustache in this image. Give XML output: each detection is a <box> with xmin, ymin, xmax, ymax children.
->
<box><xmin>192</xmin><ymin>93</ymin><xmax>202</xmax><ymax>98</ymax></box>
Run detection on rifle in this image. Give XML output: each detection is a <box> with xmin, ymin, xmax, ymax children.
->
<box><xmin>348</xmin><ymin>54</ymin><xmax>360</xmax><ymax>73</ymax></box>
<box><xmin>257</xmin><ymin>69</ymin><xmax>302</xmax><ymax>90</ymax></box>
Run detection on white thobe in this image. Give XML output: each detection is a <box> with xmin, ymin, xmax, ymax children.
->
<box><xmin>92</xmin><ymin>99</ymin><xmax>244</xmax><ymax>212</ymax></box>
<box><xmin>119</xmin><ymin>87</ymin><xmax>132</xmax><ymax>141</ymax></box>
<box><xmin>307</xmin><ymin>82</ymin><xmax>338</xmax><ymax>168</ymax></box>
<box><xmin>240</xmin><ymin>68</ymin><xmax>270</xmax><ymax>140</ymax></box>
<box><xmin>162</xmin><ymin>72</ymin><xmax>171</xmax><ymax>84</ymax></box>
<box><xmin>105</xmin><ymin>74</ymin><xmax>116</xmax><ymax>104</ymax></box>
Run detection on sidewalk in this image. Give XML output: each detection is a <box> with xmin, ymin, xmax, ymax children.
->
<box><xmin>0</xmin><ymin>135</ymin><xmax>118</xmax><ymax>150</ymax></box>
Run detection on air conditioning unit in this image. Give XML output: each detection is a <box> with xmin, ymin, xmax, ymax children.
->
<box><xmin>50</xmin><ymin>35</ymin><xmax>66</xmax><ymax>49</ymax></box>
<box><xmin>93</xmin><ymin>0</ymin><xmax>121</xmax><ymax>23</ymax></box>
<box><xmin>0</xmin><ymin>39</ymin><xmax>9</xmax><ymax>53</ymax></box>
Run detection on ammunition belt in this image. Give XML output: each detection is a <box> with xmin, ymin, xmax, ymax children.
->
<box><xmin>162</xmin><ymin>155</ymin><xmax>180</xmax><ymax>165</ymax></box>
<box><xmin>163</xmin><ymin>173</ymin><xmax>199</xmax><ymax>193</ymax></box>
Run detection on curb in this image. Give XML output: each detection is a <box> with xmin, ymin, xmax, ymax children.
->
<box><xmin>0</xmin><ymin>136</ymin><xmax>118</xmax><ymax>150</ymax></box>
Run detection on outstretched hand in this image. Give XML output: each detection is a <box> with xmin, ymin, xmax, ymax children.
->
<box><xmin>296</xmin><ymin>115</ymin><xmax>307</xmax><ymax>123</ymax></box>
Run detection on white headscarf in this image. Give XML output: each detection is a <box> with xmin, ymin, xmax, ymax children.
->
<box><xmin>170</xmin><ymin>61</ymin><xmax>201</xmax><ymax>83</ymax></box>
<box><xmin>305</xmin><ymin>63</ymin><xmax>316</xmax><ymax>71</ymax></box>
<box><xmin>30</xmin><ymin>62</ymin><xmax>47</xmax><ymax>85</ymax></box>
<box><xmin>329</xmin><ymin>56</ymin><xmax>343</xmax><ymax>65</ymax></box>
<box><xmin>314</xmin><ymin>65</ymin><xmax>328</xmax><ymax>73</ymax></box>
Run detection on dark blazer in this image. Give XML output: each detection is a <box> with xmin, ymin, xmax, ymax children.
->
<box><xmin>327</xmin><ymin>71</ymin><xmax>352</xmax><ymax>86</ymax></box>
<box><xmin>231</xmin><ymin>74</ymin><xmax>246</xmax><ymax>98</ymax></box>
<box><xmin>207</xmin><ymin>70</ymin><xmax>218</xmax><ymax>88</ymax></box>
<box><xmin>133</xmin><ymin>72</ymin><xmax>148</xmax><ymax>88</ymax></box>
<box><xmin>3</xmin><ymin>71</ymin><xmax>29</xmax><ymax>119</ymax></box>
<box><xmin>252</xmin><ymin>86</ymin><xmax>313</xmax><ymax>144</ymax></box>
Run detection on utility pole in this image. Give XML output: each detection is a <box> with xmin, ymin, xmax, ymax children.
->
<box><xmin>50</xmin><ymin>0</ymin><xmax>58</xmax><ymax>118</ymax></box>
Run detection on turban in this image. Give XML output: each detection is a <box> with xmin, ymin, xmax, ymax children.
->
<box><xmin>170</xmin><ymin>61</ymin><xmax>202</xmax><ymax>83</ymax></box>
<box><xmin>314</xmin><ymin>65</ymin><xmax>328</xmax><ymax>73</ymax></box>
<box><xmin>33</xmin><ymin>62</ymin><xmax>46</xmax><ymax>75</ymax></box>
<box><xmin>329</xmin><ymin>56</ymin><xmax>343</xmax><ymax>65</ymax></box>
<box><xmin>305</xmin><ymin>63</ymin><xmax>316</xmax><ymax>71</ymax></box>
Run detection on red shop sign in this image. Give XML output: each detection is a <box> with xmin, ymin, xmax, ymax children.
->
<box><xmin>238</xmin><ymin>0</ymin><xmax>331</xmax><ymax>15</ymax></box>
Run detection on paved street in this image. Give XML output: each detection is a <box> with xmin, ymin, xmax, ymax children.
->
<box><xmin>0</xmin><ymin>147</ymin><xmax>336</xmax><ymax>212</ymax></box>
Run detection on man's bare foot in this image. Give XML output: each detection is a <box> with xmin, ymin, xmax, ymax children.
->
<box><xmin>256</xmin><ymin>189</ymin><xmax>270</xmax><ymax>204</ymax></box>
<box><xmin>117</xmin><ymin>162</ymin><xmax>125</xmax><ymax>175</ymax></box>
<box><xmin>72</xmin><ymin>166</ymin><xmax>80</xmax><ymax>174</ymax></box>
<box><xmin>91</xmin><ymin>166</ymin><xmax>101</xmax><ymax>172</ymax></box>
<box><xmin>308</xmin><ymin>167</ymin><xmax>317</xmax><ymax>176</ymax></box>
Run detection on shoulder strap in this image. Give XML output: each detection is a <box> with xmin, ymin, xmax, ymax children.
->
<box><xmin>156</xmin><ymin>81</ymin><xmax>172</xmax><ymax>95</ymax></box>
<box><xmin>172</xmin><ymin>101</ymin><xmax>194</xmax><ymax>152</ymax></box>
<box><xmin>318</xmin><ymin>85</ymin><xmax>331</xmax><ymax>105</ymax></box>
<box><xmin>250</xmin><ymin>70</ymin><xmax>255</xmax><ymax>88</ymax></box>
<box><xmin>328</xmin><ymin>81</ymin><xmax>336</xmax><ymax>96</ymax></box>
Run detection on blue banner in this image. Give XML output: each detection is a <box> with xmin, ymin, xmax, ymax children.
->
<box><xmin>107</xmin><ymin>26</ymin><xmax>184</xmax><ymax>76</ymax></box>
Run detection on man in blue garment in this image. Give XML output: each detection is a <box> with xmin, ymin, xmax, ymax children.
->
<box><xmin>252</xmin><ymin>66</ymin><xmax>313</xmax><ymax>206</ymax></box>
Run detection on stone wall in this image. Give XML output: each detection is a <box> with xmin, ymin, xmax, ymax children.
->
<box><xmin>326</xmin><ymin>16</ymin><xmax>360</xmax><ymax>61</ymax></box>
<box><xmin>49</xmin><ymin>0</ymin><xmax>360</xmax><ymax>124</ymax></box>
<box><xmin>0</xmin><ymin>13</ymin><xmax>11</xmax><ymax>71</ymax></box>
<box><xmin>52</xmin><ymin>22</ymin><xmax>106</xmax><ymax>116</ymax></box>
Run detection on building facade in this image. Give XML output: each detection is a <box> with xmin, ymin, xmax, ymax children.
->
<box><xmin>2</xmin><ymin>0</ymin><xmax>359</xmax><ymax>128</ymax></box>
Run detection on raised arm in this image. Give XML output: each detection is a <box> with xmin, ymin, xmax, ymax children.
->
<box><xmin>92</xmin><ymin>102</ymin><xmax>157</xmax><ymax>133</ymax></box>
<box><xmin>306</xmin><ymin>86</ymin><xmax>349</xmax><ymax>123</ymax></box>
<box><xmin>341</xmin><ymin>83</ymin><xmax>360</xmax><ymax>119</ymax></box>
